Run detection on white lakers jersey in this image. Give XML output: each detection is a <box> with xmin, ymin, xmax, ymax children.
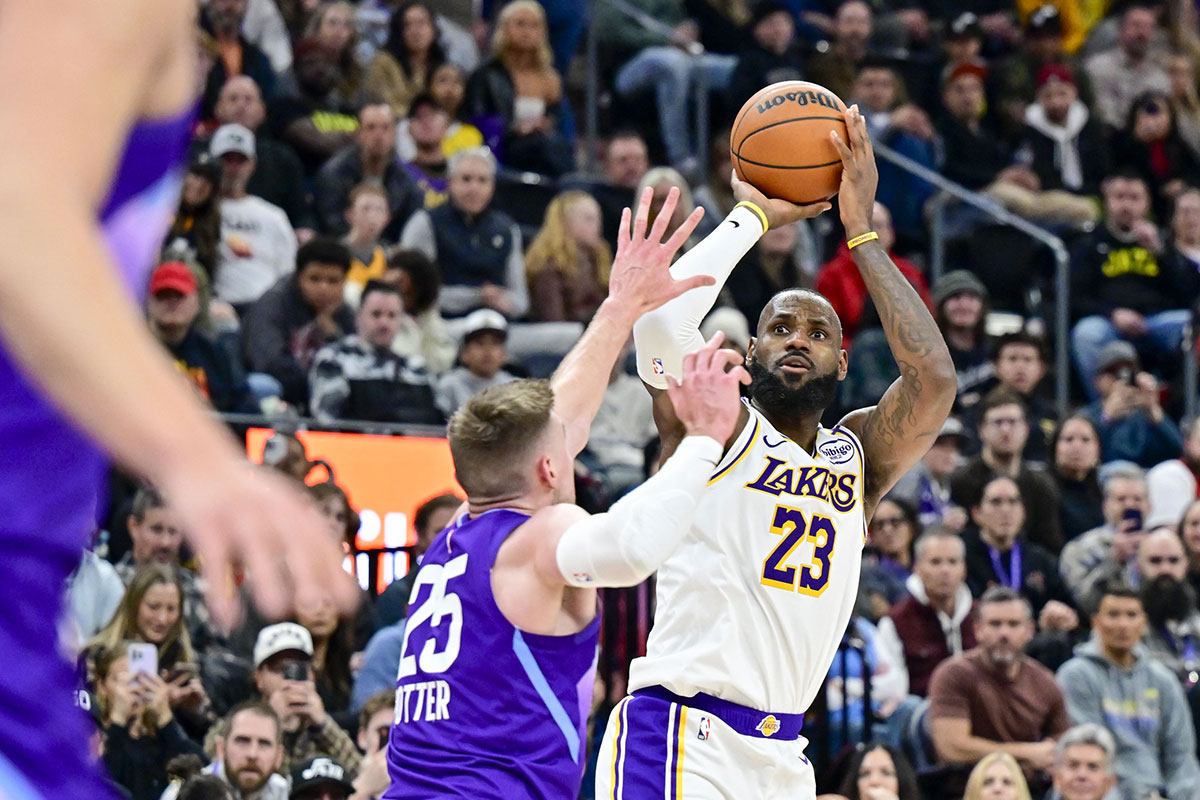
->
<box><xmin>628</xmin><ymin>400</ymin><xmax>867</xmax><ymax>715</ymax></box>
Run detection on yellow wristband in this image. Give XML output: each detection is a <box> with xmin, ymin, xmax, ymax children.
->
<box><xmin>847</xmin><ymin>231</ymin><xmax>880</xmax><ymax>249</ymax></box>
<box><xmin>734</xmin><ymin>201</ymin><xmax>769</xmax><ymax>233</ymax></box>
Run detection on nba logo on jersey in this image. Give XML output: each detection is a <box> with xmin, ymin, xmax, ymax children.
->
<box><xmin>697</xmin><ymin>717</ymin><xmax>711</xmax><ymax>741</ymax></box>
<box><xmin>652</xmin><ymin>358</ymin><xmax>665</xmax><ymax>375</ymax></box>
<box><xmin>756</xmin><ymin>715</ymin><xmax>781</xmax><ymax>737</ymax></box>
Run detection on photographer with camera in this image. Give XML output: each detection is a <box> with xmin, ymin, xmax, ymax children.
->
<box><xmin>205</xmin><ymin>624</ymin><xmax>360</xmax><ymax>779</ymax></box>
<box><xmin>1085</xmin><ymin>342</ymin><xmax>1182</xmax><ymax>468</ymax></box>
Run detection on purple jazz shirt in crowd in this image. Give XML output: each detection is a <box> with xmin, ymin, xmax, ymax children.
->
<box><xmin>385</xmin><ymin>509</ymin><xmax>600</xmax><ymax>798</ymax></box>
<box><xmin>0</xmin><ymin>110</ymin><xmax>192</xmax><ymax>798</ymax></box>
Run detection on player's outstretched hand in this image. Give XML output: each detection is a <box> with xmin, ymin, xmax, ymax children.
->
<box><xmin>830</xmin><ymin>104</ymin><xmax>880</xmax><ymax>238</ymax></box>
<box><xmin>730</xmin><ymin>171</ymin><xmax>831</xmax><ymax>229</ymax></box>
<box><xmin>161</xmin><ymin>458</ymin><xmax>360</xmax><ymax>630</ymax></box>
<box><xmin>666</xmin><ymin>332</ymin><xmax>750</xmax><ymax>444</ymax></box>
<box><xmin>609</xmin><ymin>185</ymin><xmax>713</xmax><ymax>317</ymax></box>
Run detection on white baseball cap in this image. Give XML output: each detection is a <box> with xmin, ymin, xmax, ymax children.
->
<box><xmin>211</xmin><ymin>123</ymin><xmax>256</xmax><ymax>159</ymax></box>
<box><xmin>253</xmin><ymin>622</ymin><xmax>313</xmax><ymax>668</ymax></box>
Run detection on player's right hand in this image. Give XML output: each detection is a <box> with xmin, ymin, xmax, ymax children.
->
<box><xmin>730</xmin><ymin>171</ymin><xmax>831</xmax><ymax>229</ymax></box>
<box><xmin>666</xmin><ymin>332</ymin><xmax>750</xmax><ymax>444</ymax></box>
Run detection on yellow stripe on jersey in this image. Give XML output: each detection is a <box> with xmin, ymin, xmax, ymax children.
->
<box><xmin>675</xmin><ymin>706</ymin><xmax>688</xmax><ymax>797</ymax></box>
<box><xmin>610</xmin><ymin>698</ymin><xmax>625</xmax><ymax>799</ymax></box>
<box><xmin>708</xmin><ymin>418</ymin><xmax>759</xmax><ymax>486</ymax></box>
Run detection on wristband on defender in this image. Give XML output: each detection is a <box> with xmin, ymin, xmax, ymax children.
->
<box><xmin>847</xmin><ymin>231</ymin><xmax>880</xmax><ymax>249</ymax></box>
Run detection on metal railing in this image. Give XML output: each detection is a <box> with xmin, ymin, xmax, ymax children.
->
<box><xmin>873</xmin><ymin>142</ymin><xmax>1073</xmax><ymax>417</ymax></box>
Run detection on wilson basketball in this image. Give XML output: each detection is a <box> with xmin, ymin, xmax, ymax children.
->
<box><xmin>730</xmin><ymin>81</ymin><xmax>848</xmax><ymax>205</ymax></box>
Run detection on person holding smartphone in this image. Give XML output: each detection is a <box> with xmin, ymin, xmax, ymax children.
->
<box><xmin>1086</xmin><ymin>341</ymin><xmax>1183</xmax><ymax>468</ymax></box>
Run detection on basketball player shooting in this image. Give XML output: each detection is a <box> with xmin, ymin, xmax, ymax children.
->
<box><xmin>598</xmin><ymin>104</ymin><xmax>956</xmax><ymax>798</ymax></box>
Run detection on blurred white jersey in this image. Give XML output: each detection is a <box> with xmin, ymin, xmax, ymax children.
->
<box><xmin>628</xmin><ymin>399</ymin><xmax>867</xmax><ymax>714</ymax></box>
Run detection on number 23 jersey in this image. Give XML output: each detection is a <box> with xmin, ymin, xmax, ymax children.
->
<box><xmin>629</xmin><ymin>400</ymin><xmax>867</xmax><ymax>715</ymax></box>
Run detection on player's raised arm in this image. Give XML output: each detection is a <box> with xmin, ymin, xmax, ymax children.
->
<box><xmin>831</xmin><ymin>106</ymin><xmax>957</xmax><ymax>513</ymax></box>
<box><xmin>550</xmin><ymin>186</ymin><xmax>710</xmax><ymax>457</ymax></box>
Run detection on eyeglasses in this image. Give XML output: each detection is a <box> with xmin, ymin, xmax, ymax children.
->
<box><xmin>872</xmin><ymin>517</ymin><xmax>907</xmax><ymax>529</ymax></box>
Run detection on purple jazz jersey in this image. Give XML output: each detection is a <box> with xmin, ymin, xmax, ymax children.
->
<box><xmin>0</xmin><ymin>111</ymin><xmax>191</xmax><ymax>798</ymax></box>
<box><xmin>384</xmin><ymin>509</ymin><xmax>600</xmax><ymax>799</ymax></box>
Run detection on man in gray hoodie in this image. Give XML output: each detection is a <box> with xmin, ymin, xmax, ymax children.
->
<box><xmin>1056</xmin><ymin>582</ymin><xmax>1200</xmax><ymax>800</ymax></box>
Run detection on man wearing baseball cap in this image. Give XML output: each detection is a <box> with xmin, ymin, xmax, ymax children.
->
<box><xmin>146</xmin><ymin>261</ymin><xmax>251</xmax><ymax>412</ymax></box>
<box><xmin>1021</xmin><ymin>62</ymin><xmax>1108</xmax><ymax>199</ymax></box>
<box><xmin>288</xmin><ymin>756</ymin><xmax>355</xmax><ymax>800</ymax></box>
<box><xmin>434</xmin><ymin>309</ymin><xmax>517</xmax><ymax>416</ymax></box>
<box><xmin>400</xmin><ymin>93</ymin><xmax>451</xmax><ymax>209</ymax></box>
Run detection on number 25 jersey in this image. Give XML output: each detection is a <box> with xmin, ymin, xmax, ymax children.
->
<box><xmin>629</xmin><ymin>400</ymin><xmax>867</xmax><ymax>716</ymax></box>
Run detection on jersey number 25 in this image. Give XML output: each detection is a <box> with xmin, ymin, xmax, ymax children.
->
<box><xmin>398</xmin><ymin>553</ymin><xmax>469</xmax><ymax>679</ymax></box>
<box><xmin>761</xmin><ymin>505</ymin><xmax>836</xmax><ymax>596</ymax></box>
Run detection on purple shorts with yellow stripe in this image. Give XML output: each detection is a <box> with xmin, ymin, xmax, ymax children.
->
<box><xmin>598</xmin><ymin>686</ymin><xmax>813</xmax><ymax>799</ymax></box>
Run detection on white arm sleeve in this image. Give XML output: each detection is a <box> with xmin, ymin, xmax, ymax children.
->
<box><xmin>555</xmin><ymin>436</ymin><xmax>723</xmax><ymax>587</ymax></box>
<box><xmin>633</xmin><ymin>203</ymin><xmax>766</xmax><ymax>389</ymax></box>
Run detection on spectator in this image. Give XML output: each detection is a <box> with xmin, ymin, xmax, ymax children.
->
<box><xmin>1147</xmin><ymin>417</ymin><xmax>1200</xmax><ymax>528</ymax></box>
<box><xmin>308</xmin><ymin>482</ymin><xmax>360</xmax><ymax>555</ymax></box>
<box><xmin>816</xmin><ymin>202</ymin><xmax>930</xmax><ymax>349</ymax></box>
<box><xmin>241</xmin><ymin>238</ymin><xmax>355</xmax><ymax>408</ymax></box>
<box><xmin>524</xmin><ymin>190</ymin><xmax>612</xmax><ymax>323</ymax></box>
<box><xmin>1085</xmin><ymin>341</ymin><xmax>1183</xmax><ymax>467</ymax></box>
<box><xmin>211</xmin><ymin>125</ymin><xmax>297</xmax><ymax>312</ymax></box>
<box><xmin>400</xmin><ymin>93</ymin><xmax>451</xmax><ymax>209</ymax></box>
<box><xmin>1137</xmin><ymin>528</ymin><xmax>1200</xmax><ymax>684</ymax></box>
<box><xmin>366</xmin><ymin>1</ymin><xmax>445</xmax><ymax>117</ymax></box>
<box><xmin>727</xmin><ymin>2</ymin><xmax>803</xmax><ymax>111</ymax></box>
<box><xmin>287</xmin><ymin>756</ymin><xmax>355</xmax><ymax>800</ymax></box>
<box><xmin>340</xmin><ymin>185</ymin><xmax>391</xmax><ymax>300</ymax></box>
<box><xmin>378</xmin><ymin>250</ymin><xmax>456</xmax><ymax>375</ymax></box>
<box><xmin>1165</xmin><ymin>186</ymin><xmax>1200</xmax><ymax>295</ymax></box>
<box><xmin>303</xmin><ymin>2</ymin><xmax>364</xmax><ymax>108</ymax></box>
<box><xmin>237</xmin><ymin>0</ymin><xmax>292</xmax><ymax>77</ymax></box>
<box><xmin>206</xmin><ymin>702</ymin><xmax>289</xmax><ymax>800</ymax></box>
<box><xmin>877</xmin><ymin>529</ymin><xmax>978</xmax><ymax>697</ymax></box>
<box><xmin>164</xmin><ymin>159</ymin><xmax>223</xmax><ymax>280</ymax></box>
<box><xmin>205</xmin><ymin>623</ymin><xmax>360</xmax><ymax>776</ymax></box>
<box><xmin>348</xmin><ymin>691</ymin><xmax>393</xmax><ymax>800</ymax></box>
<box><xmin>928</xmin><ymin>587</ymin><xmax>1070</xmax><ymax>788</ymax></box>
<box><xmin>1060</xmin><ymin>463</ymin><xmax>1151</xmax><ymax>611</ymax></box>
<box><xmin>1082</xmin><ymin>4</ymin><xmax>1170</xmax><ymax>130</ymax></box>
<box><xmin>309</xmin><ymin>280</ymin><xmax>442</xmax><ymax>425</ymax></box>
<box><xmin>315</xmin><ymin>102</ymin><xmax>423</xmax><ymax>241</ymax></box>
<box><xmin>1179</xmin><ymin>500</ymin><xmax>1200</xmax><ymax>605</ymax></box>
<box><xmin>1049</xmin><ymin>724</ymin><xmax>1118</xmax><ymax>800</ymax></box>
<box><xmin>434</xmin><ymin>309</ymin><xmax>518</xmax><ymax>416</ymax></box>
<box><xmin>260</xmin><ymin>432</ymin><xmax>318</xmax><ymax>485</ymax></box>
<box><xmin>824</xmin><ymin>615</ymin><xmax>910</xmax><ymax>750</ymax></box>
<box><xmin>861</xmin><ymin>496</ymin><xmax>921</xmax><ymax>613</ymax></box>
<box><xmin>1049</xmin><ymin>414</ymin><xmax>1105</xmax><ymax>542</ymax></box>
<box><xmin>147</xmin><ymin>262</ymin><xmax>252</xmax><ymax>414</ymax></box>
<box><xmin>1113</xmin><ymin>90</ymin><xmax>1200</xmax><ymax>219</ymax></box>
<box><xmin>993</xmin><ymin>7</ymin><xmax>1087</xmax><ymax>133</ymax></box>
<box><xmin>294</xmin><ymin>595</ymin><xmax>356</xmax><ymax>722</ymax></box>
<box><xmin>805</xmin><ymin>0</ymin><xmax>875</xmax><ymax>106</ymax></box>
<box><xmin>594</xmin><ymin>131</ymin><xmax>650</xmax><ymax>246</ymax></box>
<box><xmin>399</xmin><ymin>147</ymin><xmax>529</xmax><ymax>318</ymax></box>
<box><xmin>201</xmin><ymin>0</ymin><xmax>276</xmax><ymax>117</ymax></box>
<box><xmin>961</xmin><ymin>476</ymin><xmax>1078</xmax><ymax>625</ymax></box>
<box><xmin>179</xmin><ymin>774</ymin><xmax>237</xmax><ymax>800</ymax></box>
<box><xmin>1168</xmin><ymin>54</ymin><xmax>1200</xmax><ymax>158</ymax></box>
<box><xmin>415</xmin><ymin>62</ymin><xmax>485</xmax><ymax>161</ymax></box>
<box><xmin>463</xmin><ymin>0</ymin><xmax>573</xmax><ymax>176</ymax></box>
<box><xmin>962</xmin><ymin>753</ymin><xmax>1033</xmax><ymax>800</ymax></box>
<box><xmin>112</xmin><ymin>488</ymin><xmax>218</xmax><ymax>651</ymax></box>
<box><xmin>94</xmin><ymin>643</ymin><xmax>206</xmax><ymax>800</ymax></box>
<box><xmin>64</xmin><ymin>547</ymin><xmax>126</xmax><ymax>646</ymax></box>
<box><xmin>836</xmin><ymin>742</ymin><xmax>921</xmax><ymax>800</ymax></box>
<box><xmin>209</xmin><ymin>77</ymin><xmax>316</xmax><ymax>237</ymax></box>
<box><xmin>984</xmin><ymin>332</ymin><xmax>1057</xmax><ymax>464</ymax></box>
<box><xmin>373</xmin><ymin>493</ymin><xmax>463</xmax><ymax>630</ymax></box>
<box><xmin>891</xmin><ymin>417</ymin><xmax>970</xmax><ymax>531</ymax></box>
<box><xmin>1056</xmin><ymin>582</ymin><xmax>1200</xmax><ymax>799</ymax></box>
<box><xmin>269</xmin><ymin>40</ymin><xmax>358</xmax><ymax>176</ymax></box>
<box><xmin>951</xmin><ymin>389</ymin><xmax>1064</xmax><ymax>554</ymax></box>
<box><xmin>1018</xmin><ymin>64</ymin><xmax>1109</xmax><ymax>199</ymax></box>
<box><xmin>932</xmin><ymin>270</ymin><xmax>994</xmax><ymax>411</ymax></box>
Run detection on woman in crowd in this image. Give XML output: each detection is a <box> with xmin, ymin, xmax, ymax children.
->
<box><xmin>861</xmin><ymin>496</ymin><xmax>921</xmax><ymax>615</ymax></box>
<box><xmin>463</xmin><ymin>0</ymin><xmax>572</xmax><ymax>176</ymax></box>
<box><xmin>932</xmin><ymin>271</ymin><xmax>993</xmax><ymax>412</ymax></box>
<box><xmin>377</xmin><ymin>248</ymin><xmax>456</xmax><ymax>375</ymax></box>
<box><xmin>1168</xmin><ymin>54</ymin><xmax>1200</xmax><ymax>159</ymax></box>
<box><xmin>524</xmin><ymin>190</ymin><xmax>612</xmax><ymax>323</ymax></box>
<box><xmin>961</xmin><ymin>753</ymin><xmax>1032</xmax><ymax>800</ymax></box>
<box><xmin>164</xmin><ymin>159</ymin><xmax>222</xmax><ymax>281</ymax></box>
<box><xmin>1166</xmin><ymin>186</ymin><xmax>1200</xmax><ymax>290</ymax></box>
<box><xmin>1178</xmin><ymin>499</ymin><xmax>1200</xmax><ymax>602</ymax></box>
<box><xmin>1050</xmin><ymin>413</ymin><xmax>1105</xmax><ymax>542</ymax></box>
<box><xmin>296</xmin><ymin>594</ymin><xmax>358</xmax><ymax>723</ymax></box>
<box><xmin>836</xmin><ymin>742</ymin><xmax>921</xmax><ymax>800</ymax></box>
<box><xmin>309</xmin><ymin>480</ymin><xmax>361</xmax><ymax>552</ymax></box>
<box><xmin>304</xmin><ymin>1</ymin><xmax>365</xmax><ymax>106</ymax></box>
<box><xmin>366</xmin><ymin>0</ymin><xmax>445</xmax><ymax>117</ymax></box>
<box><xmin>1113</xmin><ymin>90</ymin><xmax>1200</xmax><ymax>220</ymax></box>
<box><xmin>93</xmin><ymin>643</ymin><xmax>206</xmax><ymax>800</ymax></box>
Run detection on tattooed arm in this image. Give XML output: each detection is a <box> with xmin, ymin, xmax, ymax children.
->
<box><xmin>833</xmin><ymin>106</ymin><xmax>957</xmax><ymax>518</ymax></box>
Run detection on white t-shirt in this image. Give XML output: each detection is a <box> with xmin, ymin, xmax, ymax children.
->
<box><xmin>215</xmin><ymin>195</ymin><xmax>296</xmax><ymax>305</ymax></box>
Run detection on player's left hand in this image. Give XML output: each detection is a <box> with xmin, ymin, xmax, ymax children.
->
<box><xmin>830</xmin><ymin>104</ymin><xmax>880</xmax><ymax>238</ymax></box>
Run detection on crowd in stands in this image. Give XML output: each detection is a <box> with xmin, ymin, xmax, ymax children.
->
<box><xmin>60</xmin><ymin>0</ymin><xmax>1200</xmax><ymax>797</ymax></box>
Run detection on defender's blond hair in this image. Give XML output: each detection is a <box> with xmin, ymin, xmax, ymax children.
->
<box><xmin>448</xmin><ymin>379</ymin><xmax>555</xmax><ymax>497</ymax></box>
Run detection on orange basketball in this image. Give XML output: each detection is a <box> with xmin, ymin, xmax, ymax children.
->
<box><xmin>730</xmin><ymin>81</ymin><xmax>848</xmax><ymax>205</ymax></box>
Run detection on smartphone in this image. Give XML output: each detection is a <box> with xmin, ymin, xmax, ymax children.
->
<box><xmin>1122</xmin><ymin>507</ymin><xmax>1144</xmax><ymax>532</ymax></box>
<box><xmin>281</xmin><ymin>661</ymin><xmax>311</xmax><ymax>682</ymax></box>
<box><xmin>127</xmin><ymin>643</ymin><xmax>158</xmax><ymax>676</ymax></box>
<box><xmin>1116</xmin><ymin>366</ymin><xmax>1138</xmax><ymax>387</ymax></box>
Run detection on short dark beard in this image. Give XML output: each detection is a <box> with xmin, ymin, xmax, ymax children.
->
<box><xmin>1142</xmin><ymin>574</ymin><xmax>1196</xmax><ymax>626</ymax></box>
<box><xmin>747</xmin><ymin>357</ymin><xmax>838</xmax><ymax>419</ymax></box>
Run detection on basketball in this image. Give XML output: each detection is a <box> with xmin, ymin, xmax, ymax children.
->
<box><xmin>730</xmin><ymin>81</ymin><xmax>848</xmax><ymax>205</ymax></box>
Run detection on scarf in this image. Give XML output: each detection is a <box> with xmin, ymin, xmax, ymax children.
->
<box><xmin>1025</xmin><ymin>99</ymin><xmax>1090</xmax><ymax>190</ymax></box>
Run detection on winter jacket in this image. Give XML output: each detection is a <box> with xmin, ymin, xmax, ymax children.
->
<box><xmin>877</xmin><ymin>573</ymin><xmax>978</xmax><ymax>697</ymax></box>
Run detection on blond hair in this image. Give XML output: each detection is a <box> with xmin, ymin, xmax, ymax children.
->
<box><xmin>89</xmin><ymin>565</ymin><xmax>195</xmax><ymax>673</ymax></box>
<box><xmin>963</xmin><ymin>754</ymin><xmax>1032</xmax><ymax>800</ymax></box>
<box><xmin>447</xmin><ymin>379</ymin><xmax>555</xmax><ymax>498</ymax></box>
<box><xmin>525</xmin><ymin>190</ymin><xmax>613</xmax><ymax>288</ymax></box>
<box><xmin>492</xmin><ymin>0</ymin><xmax>554</xmax><ymax>72</ymax></box>
<box><xmin>636</xmin><ymin>167</ymin><xmax>695</xmax><ymax>217</ymax></box>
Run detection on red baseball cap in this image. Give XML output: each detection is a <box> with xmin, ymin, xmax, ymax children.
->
<box><xmin>1036</xmin><ymin>63</ymin><xmax>1075</xmax><ymax>89</ymax></box>
<box><xmin>148</xmin><ymin>262</ymin><xmax>198</xmax><ymax>296</ymax></box>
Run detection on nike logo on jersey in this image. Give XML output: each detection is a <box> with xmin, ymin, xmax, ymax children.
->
<box><xmin>763</xmin><ymin>435</ymin><xmax>787</xmax><ymax>448</ymax></box>
<box><xmin>730</xmin><ymin>219</ymin><xmax>740</xmax><ymax>227</ymax></box>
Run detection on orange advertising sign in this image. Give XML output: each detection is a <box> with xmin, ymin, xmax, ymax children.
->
<box><xmin>246</xmin><ymin>429</ymin><xmax>461</xmax><ymax>592</ymax></box>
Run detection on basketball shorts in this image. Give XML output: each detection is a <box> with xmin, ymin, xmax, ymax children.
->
<box><xmin>595</xmin><ymin>685</ymin><xmax>816</xmax><ymax>799</ymax></box>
